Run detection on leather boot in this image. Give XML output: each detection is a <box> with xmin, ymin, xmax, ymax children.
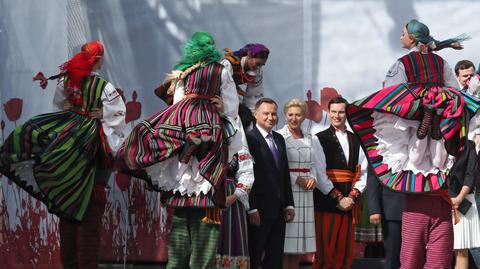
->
<box><xmin>179</xmin><ymin>132</ymin><xmax>201</xmax><ymax>163</ymax></box>
<box><xmin>417</xmin><ymin>105</ymin><xmax>434</xmax><ymax>139</ymax></box>
<box><xmin>430</xmin><ymin>109</ymin><xmax>443</xmax><ymax>140</ymax></box>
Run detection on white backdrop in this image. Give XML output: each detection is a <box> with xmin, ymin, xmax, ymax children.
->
<box><xmin>1</xmin><ymin>1</ymin><xmax>480</xmax><ymax>121</ymax></box>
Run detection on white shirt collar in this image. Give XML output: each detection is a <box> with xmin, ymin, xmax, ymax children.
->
<box><xmin>256</xmin><ymin>123</ymin><xmax>271</xmax><ymax>138</ymax></box>
<box><xmin>331</xmin><ymin>125</ymin><xmax>347</xmax><ymax>135</ymax></box>
<box><xmin>409</xmin><ymin>47</ymin><xmax>420</xmax><ymax>53</ymax></box>
<box><xmin>335</xmin><ymin>128</ymin><xmax>347</xmax><ymax>135</ymax></box>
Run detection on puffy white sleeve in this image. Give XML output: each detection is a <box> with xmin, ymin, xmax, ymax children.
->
<box><xmin>101</xmin><ymin>82</ymin><xmax>127</xmax><ymax>154</ymax></box>
<box><xmin>353</xmin><ymin>149</ymin><xmax>368</xmax><ymax>193</ymax></box>
<box><xmin>466</xmin><ymin>75</ymin><xmax>480</xmax><ymax>139</ymax></box>
<box><xmin>220</xmin><ymin>65</ymin><xmax>243</xmax><ymax>161</ymax></box>
<box><xmin>220</xmin><ymin>59</ymin><xmax>234</xmax><ymax>77</ymax></box>
<box><xmin>233</xmin><ymin>122</ymin><xmax>255</xmax><ymax>210</ymax></box>
<box><xmin>384</xmin><ymin>61</ymin><xmax>408</xmax><ymax>87</ymax></box>
<box><xmin>221</xmin><ymin>66</ymin><xmax>240</xmax><ymax>118</ymax></box>
<box><xmin>243</xmin><ymin>69</ymin><xmax>264</xmax><ymax>112</ymax></box>
<box><xmin>218</xmin><ymin>62</ymin><xmax>253</xmax><ymax>208</ymax></box>
<box><xmin>468</xmin><ymin>75</ymin><xmax>480</xmax><ymax>98</ymax></box>
<box><xmin>467</xmin><ymin>75</ymin><xmax>480</xmax><ymax>138</ymax></box>
<box><xmin>313</xmin><ymin>135</ymin><xmax>334</xmax><ymax>194</ymax></box>
<box><xmin>443</xmin><ymin>61</ymin><xmax>459</xmax><ymax>89</ymax></box>
<box><xmin>52</xmin><ymin>81</ymin><xmax>66</xmax><ymax>111</ymax></box>
<box><xmin>172</xmin><ymin>79</ymin><xmax>185</xmax><ymax>105</ymax></box>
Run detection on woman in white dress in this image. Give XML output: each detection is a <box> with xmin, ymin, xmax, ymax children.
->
<box><xmin>278</xmin><ymin>99</ymin><xmax>317</xmax><ymax>269</ymax></box>
<box><xmin>449</xmin><ymin>140</ymin><xmax>480</xmax><ymax>269</ymax></box>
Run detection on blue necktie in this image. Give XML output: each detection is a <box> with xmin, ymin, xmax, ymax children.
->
<box><xmin>266</xmin><ymin>133</ymin><xmax>280</xmax><ymax>167</ymax></box>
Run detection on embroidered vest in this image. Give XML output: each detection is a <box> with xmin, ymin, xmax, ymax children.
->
<box><xmin>313</xmin><ymin>127</ymin><xmax>361</xmax><ymax>213</ymax></box>
<box><xmin>399</xmin><ymin>51</ymin><xmax>445</xmax><ymax>85</ymax></box>
<box><xmin>184</xmin><ymin>62</ymin><xmax>224</xmax><ymax>96</ymax></box>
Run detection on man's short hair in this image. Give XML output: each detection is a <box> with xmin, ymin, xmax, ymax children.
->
<box><xmin>254</xmin><ymin>97</ymin><xmax>278</xmax><ymax>111</ymax></box>
<box><xmin>455</xmin><ymin>60</ymin><xmax>475</xmax><ymax>76</ymax></box>
<box><xmin>328</xmin><ymin>96</ymin><xmax>348</xmax><ymax>110</ymax></box>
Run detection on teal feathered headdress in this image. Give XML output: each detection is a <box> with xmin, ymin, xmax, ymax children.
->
<box><xmin>405</xmin><ymin>19</ymin><xmax>470</xmax><ymax>51</ymax></box>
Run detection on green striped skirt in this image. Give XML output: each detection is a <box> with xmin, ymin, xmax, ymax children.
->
<box><xmin>0</xmin><ymin>111</ymin><xmax>110</xmax><ymax>221</ymax></box>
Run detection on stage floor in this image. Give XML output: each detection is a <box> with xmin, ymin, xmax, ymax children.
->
<box><xmin>100</xmin><ymin>258</ymin><xmax>385</xmax><ymax>269</ymax></box>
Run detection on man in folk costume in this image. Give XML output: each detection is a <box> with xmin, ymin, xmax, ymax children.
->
<box><xmin>0</xmin><ymin>41</ymin><xmax>126</xmax><ymax>269</ymax></box>
<box><xmin>312</xmin><ymin>97</ymin><xmax>367</xmax><ymax>269</ymax></box>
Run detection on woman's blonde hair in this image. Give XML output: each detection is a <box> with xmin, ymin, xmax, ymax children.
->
<box><xmin>284</xmin><ymin>98</ymin><xmax>308</xmax><ymax>116</ymax></box>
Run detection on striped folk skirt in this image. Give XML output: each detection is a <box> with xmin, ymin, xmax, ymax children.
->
<box><xmin>314</xmin><ymin>211</ymin><xmax>355</xmax><ymax>269</ymax></box>
<box><xmin>0</xmin><ymin>111</ymin><xmax>110</xmax><ymax>221</ymax></box>
<box><xmin>347</xmin><ymin>83</ymin><xmax>480</xmax><ymax>194</ymax></box>
<box><xmin>215</xmin><ymin>178</ymin><xmax>250</xmax><ymax>269</ymax></box>
<box><xmin>117</xmin><ymin>98</ymin><xmax>234</xmax><ymax>203</ymax></box>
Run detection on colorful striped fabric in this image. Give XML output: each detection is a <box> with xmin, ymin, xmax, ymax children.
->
<box><xmin>162</xmin><ymin>191</ymin><xmax>216</xmax><ymax>208</ymax></box>
<box><xmin>400</xmin><ymin>195</ymin><xmax>453</xmax><ymax>268</ymax></box>
<box><xmin>117</xmin><ymin>62</ymin><xmax>232</xmax><ymax>204</ymax></box>
<box><xmin>167</xmin><ymin>208</ymin><xmax>220</xmax><ymax>269</ymax></box>
<box><xmin>215</xmin><ymin>178</ymin><xmax>249</xmax><ymax>269</ymax></box>
<box><xmin>347</xmin><ymin>52</ymin><xmax>480</xmax><ymax>193</ymax></box>
<box><xmin>0</xmin><ymin>75</ymin><xmax>111</xmax><ymax>221</ymax></box>
<box><xmin>313</xmin><ymin>211</ymin><xmax>354</xmax><ymax>269</ymax></box>
<box><xmin>400</xmin><ymin>51</ymin><xmax>444</xmax><ymax>84</ymax></box>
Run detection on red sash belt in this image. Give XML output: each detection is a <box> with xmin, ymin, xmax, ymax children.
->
<box><xmin>326</xmin><ymin>167</ymin><xmax>360</xmax><ymax>183</ymax></box>
<box><xmin>289</xmin><ymin>168</ymin><xmax>311</xmax><ymax>173</ymax></box>
<box><xmin>185</xmin><ymin>93</ymin><xmax>214</xmax><ymax>99</ymax></box>
<box><xmin>327</xmin><ymin>166</ymin><xmax>361</xmax><ymax>224</ymax></box>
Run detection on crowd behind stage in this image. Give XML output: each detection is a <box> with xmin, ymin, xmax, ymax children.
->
<box><xmin>2</xmin><ymin>19</ymin><xmax>480</xmax><ymax>269</ymax></box>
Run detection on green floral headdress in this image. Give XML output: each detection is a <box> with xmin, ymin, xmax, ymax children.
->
<box><xmin>174</xmin><ymin>31</ymin><xmax>221</xmax><ymax>71</ymax></box>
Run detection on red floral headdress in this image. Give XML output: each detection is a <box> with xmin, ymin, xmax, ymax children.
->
<box><xmin>61</xmin><ymin>41</ymin><xmax>104</xmax><ymax>90</ymax></box>
<box><xmin>33</xmin><ymin>41</ymin><xmax>104</xmax><ymax>106</ymax></box>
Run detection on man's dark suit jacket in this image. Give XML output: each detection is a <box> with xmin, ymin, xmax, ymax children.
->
<box><xmin>367</xmin><ymin>166</ymin><xmax>405</xmax><ymax>221</ymax></box>
<box><xmin>246</xmin><ymin>126</ymin><xmax>295</xmax><ymax>219</ymax></box>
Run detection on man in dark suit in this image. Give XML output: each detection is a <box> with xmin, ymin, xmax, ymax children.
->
<box><xmin>367</xmin><ymin>165</ymin><xmax>405</xmax><ymax>269</ymax></box>
<box><xmin>246</xmin><ymin>98</ymin><xmax>295</xmax><ymax>269</ymax></box>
